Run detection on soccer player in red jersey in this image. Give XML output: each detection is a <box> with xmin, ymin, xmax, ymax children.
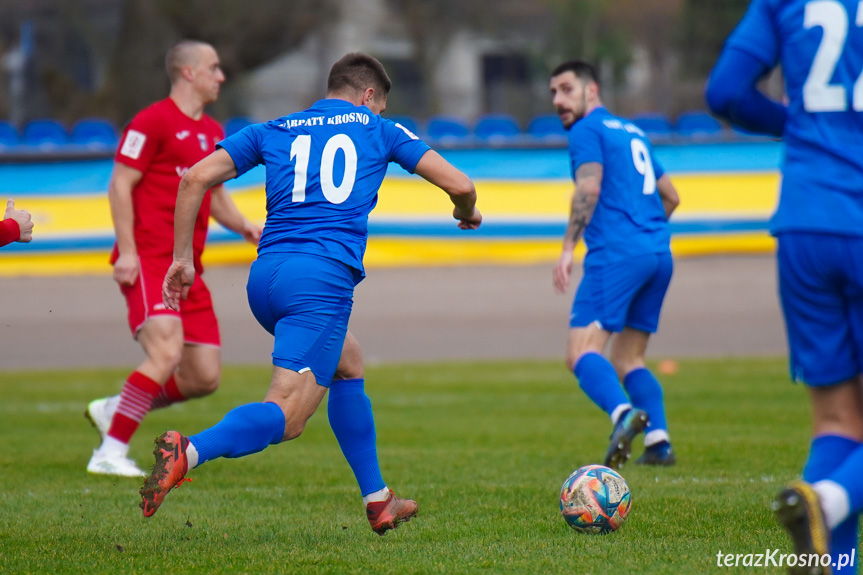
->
<box><xmin>0</xmin><ymin>199</ymin><xmax>33</xmax><ymax>247</ymax></box>
<box><xmin>86</xmin><ymin>40</ymin><xmax>261</xmax><ymax>477</ymax></box>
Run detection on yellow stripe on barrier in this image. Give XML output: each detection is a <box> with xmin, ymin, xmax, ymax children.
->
<box><xmin>26</xmin><ymin>194</ymin><xmax>114</xmax><ymax>234</ymax></box>
<box><xmin>0</xmin><ymin>233</ymin><xmax>775</xmax><ymax>277</ymax></box>
<box><xmin>364</xmin><ymin>237</ymin><xmax>574</xmax><ymax>268</ymax></box>
<box><xmin>671</xmin><ymin>233</ymin><xmax>775</xmax><ymax>256</ymax></box>
<box><xmin>20</xmin><ymin>172</ymin><xmax>780</xmax><ymax>237</ymax></box>
<box><xmin>2</xmin><ymin>172</ymin><xmax>780</xmax><ymax>276</ymax></box>
<box><xmin>670</xmin><ymin>172</ymin><xmax>779</xmax><ymax>216</ymax></box>
<box><xmin>0</xmin><ymin>251</ymin><xmax>113</xmax><ymax>277</ymax></box>
<box><xmin>376</xmin><ymin>172</ymin><xmax>779</xmax><ymax>218</ymax></box>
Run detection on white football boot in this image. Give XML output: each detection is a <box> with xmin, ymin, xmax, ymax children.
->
<box><xmin>85</xmin><ymin>395</ymin><xmax>119</xmax><ymax>439</ymax></box>
<box><xmin>85</xmin><ymin>395</ymin><xmax>146</xmax><ymax>477</ymax></box>
<box><xmin>87</xmin><ymin>450</ymin><xmax>148</xmax><ymax>477</ymax></box>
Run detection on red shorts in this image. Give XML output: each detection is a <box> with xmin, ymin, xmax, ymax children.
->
<box><xmin>119</xmin><ymin>256</ymin><xmax>221</xmax><ymax>346</ymax></box>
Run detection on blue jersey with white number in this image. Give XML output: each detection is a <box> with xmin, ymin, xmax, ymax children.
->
<box><xmin>569</xmin><ymin>107</ymin><xmax>670</xmax><ymax>265</ymax></box>
<box><xmin>218</xmin><ymin>99</ymin><xmax>430</xmax><ymax>274</ymax></box>
<box><xmin>727</xmin><ymin>0</ymin><xmax>863</xmax><ymax>235</ymax></box>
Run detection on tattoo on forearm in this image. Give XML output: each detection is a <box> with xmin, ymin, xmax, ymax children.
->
<box><xmin>567</xmin><ymin>193</ymin><xmax>598</xmax><ymax>244</ymax></box>
<box><xmin>565</xmin><ymin>163</ymin><xmax>601</xmax><ymax>244</ymax></box>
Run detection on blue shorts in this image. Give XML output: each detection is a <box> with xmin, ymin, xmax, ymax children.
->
<box><xmin>778</xmin><ymin>232</ymin><xmax>863</xmax><ymax>387</ymax></box>
<box><xmin>246</xmin><ymin>252</ymin><xmax>363</xmax><ymax>387</ymax></box>
<box><xmin>570</xmin><ymin>252</ymin><xmax>673</xmax><ymax>333</ymax></box>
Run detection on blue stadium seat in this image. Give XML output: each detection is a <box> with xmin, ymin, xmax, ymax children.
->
<box><xmin>0</xmin><ymin>121</ymin><xmax>20</xmax><ymax>147</ymax></box>
<box><xmin>474</xmin><ymin>114</ymin><xmax>521</xmax><ymax>142</ymax></box>
<box><xmin>675</xmin><ymin>111</ymin><xmax>722</xmax><ymax>138</ymax></box>
<box><xmin>630</xmin><ymin>113</ymin><xmax>673</xmax><ymax>139</ymax></box>
<box><xmin>22</xmin><ymin>119</ymin><xmax>68</xmax><ymax>148</ymax></box>
<box><xmin>224</xmin><ymin>116</ymin><xmax>253</xmax><ymax>137</ymax></box>
<box><xmin>70</xmin><ymin>118</ymin><xmax>118</xmax><ymax>150</ymax></box>
<box><xmin>426</xmin><ymin>116</ymin><xmax>470</xmax><ymax>142</ymax></box>
<box><xmin>386</xmin><ymin>115</ymin><xmax>420</xmax><ymax>136</ymax></box>
<box><xmin>527</xmin><ymin>114</ymin><xmax>567</xmax><ymax>141</ymax></box>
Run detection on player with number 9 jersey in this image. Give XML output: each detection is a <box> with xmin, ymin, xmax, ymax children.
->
<box><xmin>550</xmin><ymin>61</ymin><xmax>680</xmax><ymax>471</ymax></box>
<box><xmin>567</xmin><ymin>106</ymin><xmax>670</xmax><ymax>267</ymax></box>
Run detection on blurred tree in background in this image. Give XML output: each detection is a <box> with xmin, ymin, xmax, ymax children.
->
<box><xmin>0</xmin><ymin>0</ymin><xmax>329</xmax><ymax>125</ymax></box>
<box><xmin>675</xmin><ymin>0</ymin><xmax>783</xmax><ymax>113</ymax></box>
<box><xmin>543</xmin><ymin>0</ymin><xmax>632</xmax><ymax>80</ymax></box>
<box><xmin>677</xmin><ymin>0</ymin><xmax>750</xmax><ymax>79</ymax></box>
<box><xmin>0</xmin><ymin>0</ymin><xmax>758</xmax><ymax>126</ymax></box>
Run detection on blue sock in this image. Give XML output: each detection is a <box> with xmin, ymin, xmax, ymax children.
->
<box><xmin>574</xmin><ymin>353</ymin><xmax>630</xmax><ymax>420</ymax></box>
<box><xmin>190</xmin><ymin>402</ymin><xmax>285</xmax><ymax>466</ymax></box>
<box><xmin>327</xmin><ymin>379</ymin><xmax>385</xmax><ymax>497</ymax></box>
<box><xmin>623</xmin><ymin>368</ymin><xmax>669</xmax><ymax>444</ymax></box>
<box><xmin>803</xmin><ymin>435</ymin><xmax>860</xmax><ymax>571</ymax></box>
<box><xmin>826</xmin><ymin>440</ymin><xmax>863</xmax><ymax>514</ymax></box>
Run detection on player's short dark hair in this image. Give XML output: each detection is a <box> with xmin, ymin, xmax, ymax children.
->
<box><xmin>327</xmin><ymin>52</ymin><xmax>392</xmax><ymax>96</ymax></box>
<box><xmin>550</xmin><ymin>60</ymin><xmax>600</xmax><ymax>88</ymax></box>
<box><xmin>166</xmin><ymin>40</ymin><xmax>212</xmax><ymax>83</ymax></box>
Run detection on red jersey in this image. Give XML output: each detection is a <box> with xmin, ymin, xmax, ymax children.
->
<box><xmin>111</xmin><ymin>98</ymin><xmax>224</xmax><ymax>272</ymax></box>
<box><xmin>0</xmin><ymin>218</ymin><xmax>20</xmax><ymax>247</ymax></box>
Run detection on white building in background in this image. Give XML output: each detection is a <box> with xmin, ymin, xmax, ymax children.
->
<box><xmin>242</xmin><ymin>0</ymin><xmax>485</xmax><ymax>122</ymax></box>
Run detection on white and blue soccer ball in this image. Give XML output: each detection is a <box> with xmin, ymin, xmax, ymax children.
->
<box><xmin>559</xmin><ymin>464</ymin><xmax>631</xmax><ymax>534</ymax></box>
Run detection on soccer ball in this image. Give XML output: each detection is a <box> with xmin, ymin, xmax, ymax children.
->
<box><xmin>559</xmin><ymin>464</ymin><xmax>631</xmax><ymax>534</ymax></box>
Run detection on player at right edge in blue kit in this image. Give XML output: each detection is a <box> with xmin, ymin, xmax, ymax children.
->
<box><xmin>549</xmin><ymin>61</ymin><xmax>681</xmax><ymax>471</ymax></box>
<box><xmin>139</xmin><ymin>53</ymin><xmax>481</xmax><ymax>535</ymax></box>
<box><xmin>707</xmin><ymin>1</ymin><xmax>863</xmax><ymax>572</ymax></box>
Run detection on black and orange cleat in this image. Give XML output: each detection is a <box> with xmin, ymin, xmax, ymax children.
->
<box><xmin>366</xmin><ymin>491</ymin><xmax>418</xmax><ymax>536</ymax></box>
<box><xmin>139</xmin><ymin>431</ymin><xmax>191</xmax><ymax>518</ymax></box>
<box><xmin>773</xmin><ymin>480</ymin><xmax>831</xmax><ymax>575</ymax></box>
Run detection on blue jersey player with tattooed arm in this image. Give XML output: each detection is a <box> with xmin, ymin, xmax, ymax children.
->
<box><xmin>549</xmin><ymin>61</ymin><xmax>680</xmax><ymax>470</ymax></box>
<box><xmin>139</xmin><ymin>52</ymin><xmax>481</xmax><ymax>535</ymax></box>
<box><xmin>708</xmin><ymin>1</ymin><xmax>863</xmax><ymax>571</ymax></box>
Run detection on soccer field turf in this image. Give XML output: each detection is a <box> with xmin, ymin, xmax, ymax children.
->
<box><xmin>1</xmin><ymin>358</ymin><xmax>810</xmax><ymax>574</ymax></box>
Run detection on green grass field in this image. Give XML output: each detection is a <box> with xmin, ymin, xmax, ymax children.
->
<box><xmin>0</xmin><ymin>358</ymin><xmax>812</xmax><ymax>574</ymax></box>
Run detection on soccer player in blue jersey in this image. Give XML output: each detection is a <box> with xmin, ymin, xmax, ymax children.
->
<box><xmin>707</xmin><ymin>1</ymin><xmax>863</xmax><ymax>570</ymax></box>
<box><xmin>549</xmin><ymin>61</ymin><xmax>680</xmax><ymax>470</ymax></box>
<box><xmin>139</xmin><ymin>52</ymin><xmax>481</xmax><ymax>535</ymax></box>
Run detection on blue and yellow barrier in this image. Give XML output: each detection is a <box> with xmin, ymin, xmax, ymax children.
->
<box><xmin>0</xmin><ymin>142</ymin><xmax>782</xmax><ymax>276</ymax></box>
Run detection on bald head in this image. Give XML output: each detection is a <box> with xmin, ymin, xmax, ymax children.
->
<box><xmin>166</xmin><ymin>40</ymin><xmax>214</xmax><ymax>84</ymax></box>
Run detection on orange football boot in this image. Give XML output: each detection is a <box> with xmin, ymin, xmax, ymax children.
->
<box><xmin>139</xmin><ymin>431</ymin><xmax>190</xmax><ymax>518</ymax></box>
<box><xmin>366</xmin><ymin>491</ymin><xmax>418</xmax><ymax>535</ymax></box>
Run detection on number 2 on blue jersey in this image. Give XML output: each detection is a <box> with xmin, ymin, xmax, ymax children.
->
<box><xmin>289</xmin><ymin>133</ymin><xmax>358</xmax><ymax>204</ymax></box>
<box><xmin>630</xmin><ymin>138</ymin><xmax>657</xmax><ymax>195</ymax></box>
<box><xmin>803</xmin><ymin>0</ymin><xmax>863</xmax><ymax>112</ymax></box>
